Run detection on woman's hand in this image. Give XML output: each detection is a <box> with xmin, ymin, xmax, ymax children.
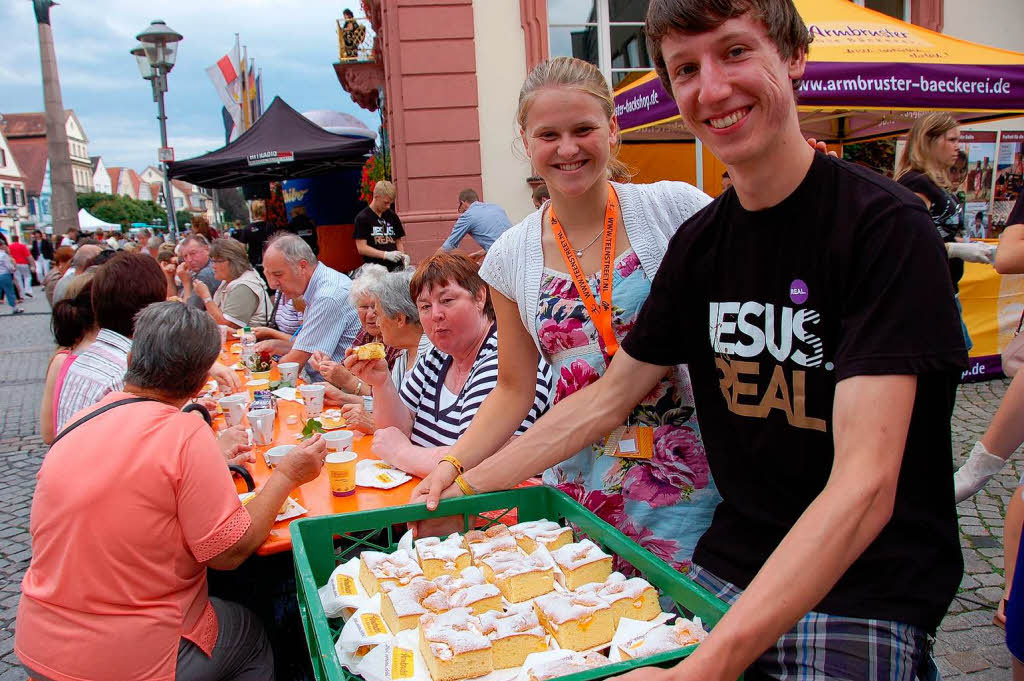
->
<box><xmin>341</xmin><ymin>403</ymin><xmax>375</xmax><ymax>433</ymax></box>
<box><xmin>254</xmin><ymin>338</ymin><xmax>291</xmax><ymax>356</ymax></box>
<box><xmin>370</xmin><ymin>426</ymin><xmax>418</xmax><ymax>472</ymax></box>
<box><xmin>309</xmin><ymin>350</ymin><xmax>330</xmax><ymax>373</ymax></box>
<box><xmin>343</xmin><ymin>349</ymin><xmax>391</xmax><ymax>389</ymax></box>
<box><xmin>209</xmin><ymin>361</ymin><xmax>242</xmax><ymax>393</ymax></box>
<box><xmin>322</xmin><ymin>359</ymin><xmax>358</xmax><ymax>391</ymax></box>
<box><xmin>193</xmin><ymin>279</ymin><xmax>211</xmax><ymax>302</ymax></box>
<box><xmin>410</xmin><ymin>459</ymin><xmax>460</xmax><ymax>511</ymax></box>
<box><xmin>321</xmin><ymin>382</ymin><xmax>363</xmax><ymax>407</ymax></box>
<box><xmin>408</xmin><ymin>481</ymin><xmax>465</xmax><ymax>538</ymax></box>
<box><xmin>277</xmin><ymin>434</ymin><xmax>326</xmax><ymax>486</ymax></box>
<box><xmin>218</xmin><ymin>424</ymin><xmax>255</xmax><ymax>465</ymax></box>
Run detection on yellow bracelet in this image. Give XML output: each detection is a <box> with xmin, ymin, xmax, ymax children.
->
<box><xmin>454</xmin><ymin>474</ymin><xmax>477</xmax><ymax>496</ymax></box>
<box><xmin>440</xmin><ymin>454</ymin><xmax>464</xmax><ymax>474</ymax></box>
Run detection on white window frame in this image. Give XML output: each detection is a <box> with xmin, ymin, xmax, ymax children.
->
<box><xmin>852</xmin><ymin>0</ymin><xmax>910</xmax><ymax>22</ymax></box>
<box><xmin>547</xmin><ymin>0</ymin><xmax>652</xmax><ymax>87</ymax></box>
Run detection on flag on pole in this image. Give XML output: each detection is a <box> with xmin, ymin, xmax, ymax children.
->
<box><xmin>240</xmin><ymin>46</ymin><xmax>250</xmax><ymax>131</ymax></box>
<box><xmin>206</xmin><ymin>37</ymin><xmax>243</xmax><ymax>140</ymax></box>
<box><xmin>248</xmin><ymin>59</ymin><xmax>258</xmax><ymax>125</ymax></box>
<box><xmin>221</xmin><ymin>106</ymin><xmax>234</xmax><ymax>145</ymax></box>
<box><xmin>256</xmin><ymin>70</ymin><xmax>264</xmax><ymax>118</ymax></box>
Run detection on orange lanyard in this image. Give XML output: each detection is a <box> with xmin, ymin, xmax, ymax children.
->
<box><xmin>549</xmin><ymin>184</ymin><xmax>620</xmax><ymax>357</ymax></box>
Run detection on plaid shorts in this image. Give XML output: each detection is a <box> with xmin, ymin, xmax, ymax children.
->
<box><xmin>690</xmin><ymin>565</ymin><xmax>941</xmax><ymax>681</ymax></box>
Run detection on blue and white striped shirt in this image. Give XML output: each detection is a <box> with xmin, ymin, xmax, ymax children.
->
<box><xmin>399</xmin><ymin>326</ymin><xmax>553</xmax><ymax>447</ymax></box>
<box><xmin>291</xmin><ymin>263</ymin><xmax>361</xmax><ymax>380</ymax></box>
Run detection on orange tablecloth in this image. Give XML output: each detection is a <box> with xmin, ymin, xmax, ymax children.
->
<box><xmin>216</xmin><ymin>344</ymin><xmax>418</xmax><ymax>555</ymax></box>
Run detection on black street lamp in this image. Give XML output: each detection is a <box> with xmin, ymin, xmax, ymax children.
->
<box><xmin>132</xmin><ymin>20</ymin><xmax>183</xmax><ymax>240</ymax></box>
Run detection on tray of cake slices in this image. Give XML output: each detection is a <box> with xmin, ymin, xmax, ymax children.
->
<box><xmin>291</xmin><ymin>487</ymin><xmax>730</xmax><ymax>681</ymax></box>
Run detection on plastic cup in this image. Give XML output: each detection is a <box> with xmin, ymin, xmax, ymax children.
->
<box><xmin>219</xmin><ymin>394</ymin><xmax>247</xmax><ymax>427</ymax></box>
<box><xmin>218</xmin><ymin>325</ymin><xmax>229</xmax><ymax>344</ymax></box>
<box><xmin>326</xmin><ymin>450</ymin><xmax>357</xmax><ymax>497</ymax></box>
<box><xmin>323</xmin><ymin>430</ymin><xmax>354</xmax><ymax>452</ymax></box>
<box><xmin>278</xmin><ymin>362</ymin><xmax>300</xmax><ymax>386</ymax></box>
<box><xmin>248</xmin><ymin>408</ymin><xmax>276</xmax><ymax>445</ymax></box>
<box><xmin>299</xmin><ymin>384</ymin><xmax>326</xmax><ymax>418</ymax></box>
<box><xmin>362</xmin><ymin>395</ymin><xmax>373</xmax><ymax>413</ymax></box>
<box><xmin>247</xmin><ymin>378</ymin><xmax>270</xmax><ymax>399</ymax></box>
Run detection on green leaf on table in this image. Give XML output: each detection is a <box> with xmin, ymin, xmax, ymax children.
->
<box><xmin>301</xmin><ymin>419</ymin><xmax>324</xmax><ymax>439</ymax></box>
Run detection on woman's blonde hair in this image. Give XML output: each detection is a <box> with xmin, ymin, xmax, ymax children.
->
<box><xmin>516</xmin><ymin>57</ymin><xmax>632</xmax><ymax>183</ymax></box>
<box><xmin>894</xmin><ymin>112</ymin><xmax>959</xmax><ymax>190</ymax></box>
<box><xmin>209</xmin><ymin>237</ymin><xmax>253</xmax><ymax>280</ymax></box>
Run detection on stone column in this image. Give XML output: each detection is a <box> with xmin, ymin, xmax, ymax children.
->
<box><xmin>33</xmin><ymin>0</ymin><xmax>79</xmax><ymax>236</ymax></box>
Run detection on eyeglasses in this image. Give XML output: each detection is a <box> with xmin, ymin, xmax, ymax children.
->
<box><xmin>210</xmin><ymin>258</ymin><xmax>227</xmax><ymax>264</ymax></box>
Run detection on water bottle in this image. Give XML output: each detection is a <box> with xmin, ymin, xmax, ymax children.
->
<box><xmin>240</xmin><ymin>326</ymin><xmax>257</xmax><ymax>374</ymax></box>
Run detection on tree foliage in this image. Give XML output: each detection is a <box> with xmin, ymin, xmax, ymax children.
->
<box><xmin>215</xmin><ymin>187</ymin><xmax>249</xmax><ymax>223</ymax></box>
<box><xmin>842</xmin><ymin>139</ymin><xmax>896</xmax><ymax>177</ymax></box>
<box><xmin>77</xmin><ymin>192</ymin><xmax>167</xmax><ymax>227</ymax></box>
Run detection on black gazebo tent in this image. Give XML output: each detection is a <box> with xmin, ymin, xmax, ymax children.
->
<box><xmin>166</xmin><ymin>96</ymin><xmax>374</xmax><ymax>188</ymax></box>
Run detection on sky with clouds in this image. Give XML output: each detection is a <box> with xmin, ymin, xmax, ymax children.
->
<box><xmin>1</xmin><ymin>0</ymin><xmax>379</xmax><ymax>173</ymax></box>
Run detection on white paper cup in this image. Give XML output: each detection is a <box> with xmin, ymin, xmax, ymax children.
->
<box><xmin>278</xmin><ymin>362</ymin><xmax>300</xmax><ymax>385</ymax></box>
<box><xmin>265</xmin><ymin>444</ymin><xmax>294</xmax><ymax>466</ymax></box>
<box><xmin>299</xmin><ymin>384</ymin><xmax>326</xmax><ymax>418</ymax></box>
<box><xmin>218</xmin><ymin>324</ymin><xmax>229</xmax><ymax>344</ymax></box>
<box><xmin>362</xmin><ymin>395</ymin><xmax>373</xmax><ymax>413</ymax></box>
<box><xmin>248</xmin><ymin>408</ymin><xmax>276</xmax><ymax>445</ymax></box>
<box><xmin>219</xmin><ymin>394</ymin><xmax>247</xmax><ymax>427</ymax></box>
<box><xmin>323</xmin><ymin>430</ymin><xmax>354</xmax><ymax>452</ymax></box>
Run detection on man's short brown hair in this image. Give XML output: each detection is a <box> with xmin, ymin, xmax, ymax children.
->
<box><xmin>645</xmin><ymin>0</ymin><xmax>811</xmax><ymax>92</ymax></box>
<box><xmin>410</xmin><ymin>251</ymin><xmax>494</xmax><ymax>321</ymax></box>
<box><xmin>91</xmin><ymin>252</ymin><xmax>168</xmax><ymax>338</ymax></box>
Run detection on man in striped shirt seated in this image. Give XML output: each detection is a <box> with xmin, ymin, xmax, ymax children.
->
<box><xmin>262</xmin><ymin>233</ymin><xmax>362</xmax><ymax>382</ymax></box>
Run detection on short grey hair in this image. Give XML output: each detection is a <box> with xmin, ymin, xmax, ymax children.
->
<box><xmin>70</xmin><ymin>244</ymin><xmax>101</xmax><ymax>270</ymax></box>
<box><xmin>124</xmin><ymin>301</ymin><xmax>220</xmax><ymax>399</ymax></box>
<box><xmin>180</xmin><ymin>234</ymin><xmax>210</xmax><ymax>250</ymax></box>
<box><xmin>209</xmin><ymin>237</ymin><xmax>252</xmax><ymax>280</ymax></box>
<box><xmin>349</xmin><ymin>263</ymin><xmax>388</xmax><ymax>305</ymax></box>
<box><xmin>266</xmin><ymin>232</ymin><xmax>316</xmax><ymax>268</ymax></box>
<box><xmin>147</xmin><ymin>235</ymin><xmax>163</xmax><ymax>250</ymax></box>
<box><xmin>371</xmin><ymin>270</ymin><xmax>419</xmax><ymax>324</ymax></box>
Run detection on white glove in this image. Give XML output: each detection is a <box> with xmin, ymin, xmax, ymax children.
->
<box><xmin>384</xmin><ymin>250</ymin><xmax>405</xmax><ymax>263</ymax></box>
<box><xmin>399</xmin><ymin>252</ymin><xmax>411</xmax><ymax>268</ymax></box>
<box><xmin>947</xmin><ymin>241</ymin><xmax>996</xmax><ymax>264</ymax></box>
<box><xmin>954</xmin><ymin>441</ymin><xmax>1007</xmax><ymax>502</ymax></box>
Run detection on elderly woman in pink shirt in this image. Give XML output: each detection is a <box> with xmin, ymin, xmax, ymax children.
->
<box><xmin>17</xmin><ymin>301</ymin><xmax>327</xmax><ymax>681</ymax></box>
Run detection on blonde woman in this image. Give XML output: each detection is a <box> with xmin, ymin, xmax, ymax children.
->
<box><xmin>193</xmin><ymin>238</ymin><xmax>271</xmax><ymax>329</ymax></box>
<box><xmin>895</xmin><ymin>112</ymin><xmax>995</xmax><ymax>303</ymax></box>
<box><xmin>411</xmin><ymin>57</ymin><xmax>720</xmax><ymax>571</ymax></box>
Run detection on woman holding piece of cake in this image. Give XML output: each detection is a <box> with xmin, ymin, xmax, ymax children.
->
<box><xmin>344</xmin><ymin>250</ymin><xmax>554</xmax><ymax>477</ymax></box>
<box><xmin>407</xmin><ymin>57</ymin><xmax>721</xmax><ymax>573</ymax></box>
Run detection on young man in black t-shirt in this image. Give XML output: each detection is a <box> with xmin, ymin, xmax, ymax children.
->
<box><xmin>448</xmin><ymin>2</ymin><xmax>967</xmax><ymax>679</ymax></box>
<box><xmin>352</xmin><ymin>180</ymin><xmax>407</xmax><ymax>271</ymax></box>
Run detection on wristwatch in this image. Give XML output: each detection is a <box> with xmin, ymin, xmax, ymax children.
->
<box><xmin>203</xmin><ymin>296</ymin><xmax>213</xmax><ymax>304</ymax></box>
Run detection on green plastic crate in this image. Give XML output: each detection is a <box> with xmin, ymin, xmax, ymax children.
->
<box><xmin>291</xmin><ymin>486</ymin><xmax>731</xmax><ymax>681</ymax></box>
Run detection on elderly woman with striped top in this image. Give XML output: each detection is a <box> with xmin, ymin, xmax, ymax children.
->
<box><xmin>345</xmin><ymin>251</ymin><xmax>553</xmax><ymax>477</ymax></box>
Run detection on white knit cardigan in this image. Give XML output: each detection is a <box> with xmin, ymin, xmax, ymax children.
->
<box><xmin>480</xmin><ymin>181</ymin><xmax>712</xmax><ymax>352</ymax></box>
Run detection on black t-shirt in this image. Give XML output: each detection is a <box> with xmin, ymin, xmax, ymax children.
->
<box><xmin>236</xmin><ymin>220</ymin><xmax>271</xmax><ymax>268</ymax></box>
<box><xmin>287</xmin><ymin>214</ymin><xmax>319</xmax><ymax>255</ymax></box>
<box><xmin>898</xmin><ymin>170</ymin><xmax>965</xmax><ymax>289</ymax></box>
<box><xmin>1009</xmin><ymin>192</ymin><xmax>1024</xmax><ymax>227</ymax></box>
<box><xmin>622</xmin><ymin>153</ymin><xmax>968</xmax><ymax>633</ymax></box>
<box><xmin>353</xmin><ymin>206</ymin><xmax>405</xmax><ymax>271</ymax></box>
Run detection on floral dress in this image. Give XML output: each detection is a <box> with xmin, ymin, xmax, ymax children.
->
<box><xmin>537</xmin><ymin>249</ymin><xmax>720</xmax><ymax>573</ymax></box>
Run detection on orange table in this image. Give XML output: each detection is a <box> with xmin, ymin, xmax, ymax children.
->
<box><xmin>216</xmin><ymin>343</ymin><xmax>419</xmax><ymax>555</ymax></box>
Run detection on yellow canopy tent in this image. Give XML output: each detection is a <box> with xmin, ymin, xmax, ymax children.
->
<box><xmin>614</xmin><ymin>0</ymin><xmax>1024</xmax><ymax>173</ymax></box>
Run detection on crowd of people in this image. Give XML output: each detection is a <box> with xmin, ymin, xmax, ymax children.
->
<box><xmin>11</xmin><ymin>0</ymin><xmax>1024</xmax><ymax>680</ymax></box>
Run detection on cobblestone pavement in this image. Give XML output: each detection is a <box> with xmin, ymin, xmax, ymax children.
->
<box><xmin>0</xmin><ymin>292</ymin><xmax>1021</xmax><ymax>679</ymax></box>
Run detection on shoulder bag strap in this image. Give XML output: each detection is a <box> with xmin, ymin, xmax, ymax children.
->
<box><xmin>51</xmin><ymin>397</ymin><xmax>156</xmax><ymax>447</ymax></box>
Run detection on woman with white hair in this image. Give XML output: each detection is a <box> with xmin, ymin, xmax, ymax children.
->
<box><xmin>193</xmin><ymin>237</ymin><xmax>271</xmax><ymax>329</ymax></box>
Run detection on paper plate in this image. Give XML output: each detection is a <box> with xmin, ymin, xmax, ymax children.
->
<box><xmin>355</xmin><ymin>459</ymin><xmax>412</xmax><ymax>489</ymax></box>
<box><xmin>239</xmin><ymin>491</ymin><xmax>308</xmax><ymax>522</ymax></box>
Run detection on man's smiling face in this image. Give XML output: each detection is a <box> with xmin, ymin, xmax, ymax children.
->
<box><xmin>660</xmin><ymin>13</ymin><xmax>806</xmax><ymax>168</ymax></box>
